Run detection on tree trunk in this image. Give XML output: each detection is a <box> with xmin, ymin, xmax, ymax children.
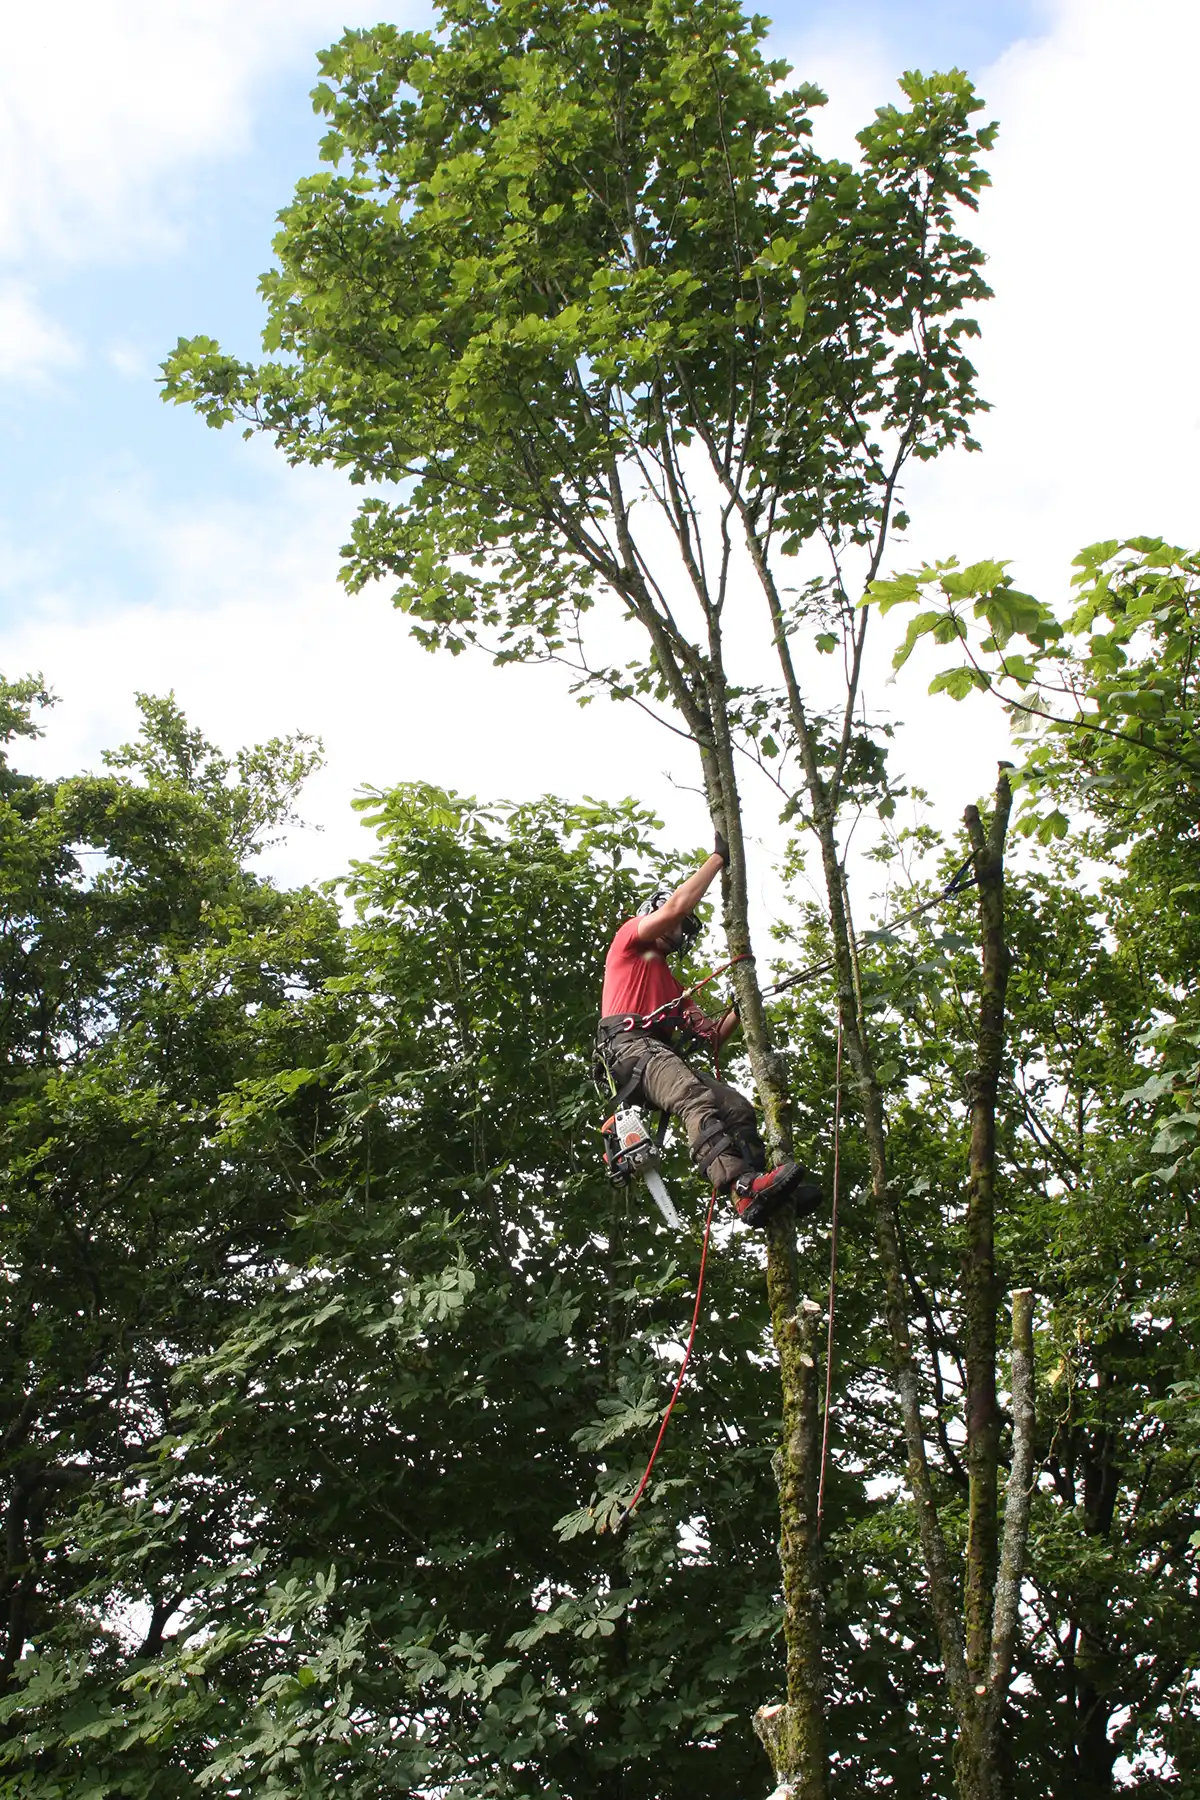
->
<box><xmin>953</xmin><ymin>773</ymin><xmax>1042</xmax><ymax>1800</ymax></box>
<box><xmin>702</xmin><ymin>697</ymin><xmax>827</xmax><ymax>1799</ymax></box>
<box><xmin>740</xmin><ymin>536</ymin><xmax>972</xmax><ymax>1705</ymax></box>
<box><xmin>984</xmin><ymin>1288</ymin><xmax>1037</xmax><ymax>1782</ymax></box>
<box><xmin>789</xmin><ymin>704</ymin><xmax>970</xmax><ymax>1703</ymax></box>
<box><xmin>962</xmin><ymin>775</ymin><xmax>1013</xmax><ymax>1690</ymax></box>
<box><xmin>755</xmin><ymin>1292</ymin><xmax>826</xmax><ymax>1796</ymax></box>
<box><xmin>1072</xmin><ymin>1671</ymin><xmax>1119</xmax><ymax>1798</ymax></box>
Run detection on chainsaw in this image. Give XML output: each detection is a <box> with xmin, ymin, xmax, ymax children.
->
<box><xmin>600</xmin><ymin>1103</ymin><xmax>682</xmax><ymax>1229</ymax></box>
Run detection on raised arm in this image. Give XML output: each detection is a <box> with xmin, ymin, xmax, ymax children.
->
<box><xmin>634</xmin><ymin>838</ymin><xmax>727</xmax><ymax>943</ymax></box>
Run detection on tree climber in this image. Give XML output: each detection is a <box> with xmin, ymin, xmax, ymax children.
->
<box><xmin>596</xmin><ymin>839</ymin><xmax>822</xmax><ymax>1227</ymax></box>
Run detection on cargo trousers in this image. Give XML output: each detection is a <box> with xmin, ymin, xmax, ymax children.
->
<box><xmin>599</xmin><ymin>1029</ymin><xmax>766</xmax><ymax>1192</ymax></box>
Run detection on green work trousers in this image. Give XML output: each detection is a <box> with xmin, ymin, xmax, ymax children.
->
<box><xmin>602</xmin><ymin>1032</ymin><xmax>764</xmax><ymax>1192</ymax></box>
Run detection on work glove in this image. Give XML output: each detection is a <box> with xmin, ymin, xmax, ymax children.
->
<box><xmin>714</xmin><ymin>829</ymin><xmax>730</xmax><ymax>866</ymax></box>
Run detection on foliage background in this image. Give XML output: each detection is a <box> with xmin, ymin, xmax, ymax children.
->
<box><xmin>2</xmin><ymin>640</ymin><xmax>1197</xmax><ymax>1792</ymax></box>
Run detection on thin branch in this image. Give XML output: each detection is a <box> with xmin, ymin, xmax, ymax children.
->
<box><xmin>950</xmin><ymin>628</ymin><xmax>1200</xmax><ymax>783</ymax></box>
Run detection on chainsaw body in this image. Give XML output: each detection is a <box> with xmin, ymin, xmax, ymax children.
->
<box><xmin>601</xmin><ymin>1105</ymin><xmax>682</xmax><ymax>1229</ymax></box>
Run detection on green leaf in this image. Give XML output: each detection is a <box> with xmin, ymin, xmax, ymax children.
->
<box><xmin>927</xmin><ymin>665</ymin><xmax>987</xmax><ymax>700</ymax></box>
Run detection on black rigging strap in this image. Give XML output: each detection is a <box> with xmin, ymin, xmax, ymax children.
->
<box><xmin>759</xmin><ymin>853</ymin><xmax>978</xmax><ymax>1000</ymax></box>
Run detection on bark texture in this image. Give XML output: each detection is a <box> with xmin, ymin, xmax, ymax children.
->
<box><xmin>706</xmin><ymin>739</ymin><xmax>828</xmax><ymax>1800</ymax></box>
<box><xmin>962</xmin><ymin>773</ymin><xmax>1013</xmax><ymax>1691</ymax></box>
<box><xmin>952</xmin><ymin>776</ymin><xmax>1043</xmax><ymax>1800</ymax></box>
<box><xmin>989</xmin><ymin>1288</ymin><xmax>1036</xmax><ymax>1693</ymax></box>
<box><xmin>956</xmin><ymin>1287</ymin><xmax>1037</xmax><ymax>1800</ymax></box>
<box><xmin>757</xmin><ymin>1290</ymin><xmax>826</xmax><ymax>1794</ymax></box>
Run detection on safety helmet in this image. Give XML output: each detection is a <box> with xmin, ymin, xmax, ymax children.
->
<box><xmin>637</xmin><ymin>890</ymin><xmax>702</xmax><ymax>949</ymax></box>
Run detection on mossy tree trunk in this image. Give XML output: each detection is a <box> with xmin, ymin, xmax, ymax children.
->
<box><xmin>702</xmin><ymin>660</ymin><xmax>829</xmax><ymax>1799</ymax></box>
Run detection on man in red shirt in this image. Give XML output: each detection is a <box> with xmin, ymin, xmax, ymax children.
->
<box><xmin>597</xmin><ymin>839</ymin><xmax>820</xmax><ymax>1228</ymax></box>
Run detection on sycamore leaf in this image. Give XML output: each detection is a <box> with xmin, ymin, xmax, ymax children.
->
<box><xmin>892</xmin><ymin>609</ymin><xmax>957</xmax><ymax>672</ymax></box>
<box><xmin>927</xmin><ymin>665</ymin><xmax>988</xmax><ymax>700</ymax></box>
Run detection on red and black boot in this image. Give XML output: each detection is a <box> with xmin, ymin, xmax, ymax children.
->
<box><xmin>733</xmin><ymin>1161</ymin><xmax>822</xmax><ymax>1228</ymax></box>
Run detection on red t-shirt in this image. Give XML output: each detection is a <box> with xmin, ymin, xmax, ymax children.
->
<box><xmin>601</xmin><ymin>918</ymin><xmax>682</xmax><ymax>1022</ymax></box>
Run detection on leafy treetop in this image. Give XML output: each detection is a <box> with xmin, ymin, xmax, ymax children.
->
<box><xmin>163</xmin><ymin>0</ymin><xmax>995</xmax><ymax>677</ymax></box>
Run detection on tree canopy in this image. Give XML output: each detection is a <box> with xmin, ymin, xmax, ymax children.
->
<box><xmin>2</xmin><ymin>662</ymin><xmax>1197</xmax><ymax>1794</ymax></box>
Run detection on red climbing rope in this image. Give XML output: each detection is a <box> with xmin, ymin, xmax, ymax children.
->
<box><xmin>617</xmin><ymin>1183</ymin><xmax>720</xmax><ymax>1528</ymax></box>
<box><xmin>634</xmin><ymin>951</ymin><xmax>756</xmax><ymax>1034</ymax></box>
<box><xmin>816</xmin><ymin>1004</ymin><xmax>844</xmax><ymax>1539</ymax></box>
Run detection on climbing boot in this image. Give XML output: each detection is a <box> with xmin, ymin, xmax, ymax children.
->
<box><xmin>733</xmin><ymin>1161</ymin><xmax>822</xmax><ymax>1228</ymax></box>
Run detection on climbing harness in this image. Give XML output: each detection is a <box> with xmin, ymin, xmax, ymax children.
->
<box><xmin>615</xmin><ymin>1183</ymin><xmax>719</xmax><ymax>1531</ymax></box>
<box><xmin>594</xmin><ymin>951</ymin><xmax>756</xmax><ymax>1226</ymax></box>
<box><xmin>603</xmin><ymin>950</ymin><xmax>756</xmax><ymax>1039</ymax></box>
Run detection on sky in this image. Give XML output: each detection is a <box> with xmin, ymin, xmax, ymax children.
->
<box><xmin>1</xmin><ymin>0</ymin><xmax>1197</xmax><ymax>904</ymax></box>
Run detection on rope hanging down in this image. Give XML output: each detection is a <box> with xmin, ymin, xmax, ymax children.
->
<box><xmin>615</xmin><ymin>1184</ymin><xmax>719</xmax><ymax>1531</ymax></box>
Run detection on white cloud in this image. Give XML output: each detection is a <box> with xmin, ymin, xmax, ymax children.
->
<box><xmin>0</xmin><ymin>2</ymin><xmax>428</xmax><ymax>411</ymax></box>
<box><xmin>773</xmin><ymin>0</ymin><xmax>1200</xmax><ymax>624</ymax></box>
<box><xmin>0</xmin><ymin>0</ymin><xmax>423</xmax><ymax>267</ymax></box>
<box><xmin>107</xmin><ymin>341</ymin><xmax>154</xmax><ymax>380</ymax></box>
<box><xmin>6</xmin><ymin>0</ymin><xmax>1199</xmax><ymax>896</ymax></box>
<box><xmin>6</xmin><ymin>457</ymin><xmax>710</xmax><ymax>890</ymax></box>
<box><xmin>774</xmin><ymin>25</ymin><xmax>898</xmax><ymax>166</ymax></box>
<box><xmin>897</xmin><ymin>0</ymin><xmax>1200</xmax><ymax>590</ymax></box>
<box><xmin>0</xmin><ymin>279</ymin><xmax>78</xmax><ymax>381</ymax></box>
<box><xmin>838</xmin><ymin>0</ymin><xmax>1200</xmax><ymax>803</ymax></box>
